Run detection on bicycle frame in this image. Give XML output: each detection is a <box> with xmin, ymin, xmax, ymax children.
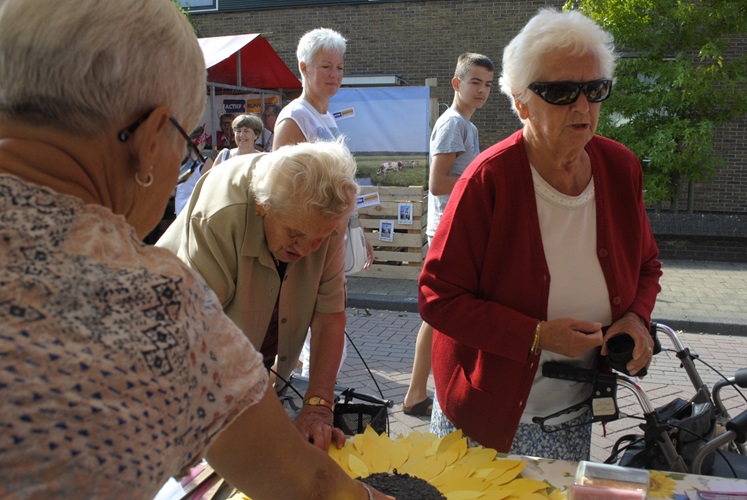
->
<box><xmin>537</xmin><ymin>322</ymin><xmax>747</xmax><ymax>476</ymax></box>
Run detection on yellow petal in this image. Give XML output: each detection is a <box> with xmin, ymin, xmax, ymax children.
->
<box><xmin>404</xmin><ymin>430</ymin><xmax>438</xmax><ymax>447</ymax></box>
<box><xmin>488</xmin><ymin>468</ymin><xmax>528</xmax><ymax>485</ymax></box>
<box><xmin>352</xmin><ymin>433</ymin><xmax>366</xmax><ymax>454</ymax></box>
<box><xmin>388</xmin><ymin>441</ymin><xmax>411</xmax><ymax>470</ymax></box>
<box><xmin>363</xmin><ymin>425</ymin><xmax>379</xmax><ymax>439</ymax></box>
<box><xmin>436</xmin><ymin>429</ymin><xmax>464</xmax><ymax>454</ymax></box>
<box><xmin>328</xmin><ymin>446</ymin><xmax>357</xmax><ymax>478</ymax></box>
<box><xmin>361</xmin><ymin>436</ymin><xmax>390</xmax><ymax>473</ymax></box>
<box><xmin>347</xmin><ymin>453</ymin><xmax>370</xmax><ymax>478</ymax></box>
<box><xmin>510</xmin><ymin>493</ymin><xmax>552</xmax><ymax>500</ymax></box>
<box><xmin>328</xmin><ymin>440</ymin><xmax>354</xmax><ymax>463</ymax></box>
<box><xmin>440</xmin><ymin>437</ymin><xmax>469</xmax><ymax>466</ymax></box>
<box><xmin>226</xmin><ymin>493</ymin><xmax>252</xmax><ymax>500</ymax></box>
<box><xmin>547</xmin><ymin>488</ymin><xmax>565</xmax><ymax>500</ymax></box>
<box><xmin>478</xmin><ymin>483</ymin><xmax>522</xmax><ymax>500</ymax></box>
<box><xmin>431</xmin><ymin>464</ymin><xmax>473</xmax><ymax>488</ymax></box>
<box><xmin>445</xmin><ymin>491</ymin><xmax>485</xmax><ymax>500</ymax></box>
<box><xmin>457</xmin><ymin>447</ymin><xmax>499</xmax><ymax>470</ymax></box>
<box><xmin>478</xmin><ymin>460</ymin><xmax>525</xmax><ymax>483</ymax></box>
<box><xmin>398</xmin><ymin>454</ymin><xmax>446</xmax><ymax>481</ymax></box>
<box><xmin>500</xmin><ymin>478</ymin><xmax>549</xmax><ymax>496</ymax></box>
<box><xmin>373</xmin><ymin>429</ymin><xmax>395</xmax><ymax>452</ymax></box>
<box><xmin>438</xmin><ymin>477</ymin><xmax>493</xmax><ymax>493</ymax></box>
<box><xmin>410</xmin><ymin>438</ymin><xmax>436</xmax><ymax>458</ymax></box>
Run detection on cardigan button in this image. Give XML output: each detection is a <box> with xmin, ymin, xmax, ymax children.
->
<box><xmin>598</xmin><ymin>248</ymin><xmax>609</xmax><ymax>258</ymax></box>
<box><xmin>612</xmin><ymin>296</ymin><xmax>621</xmax><ymax>305</ymax></box>
<box><xmin>280</xmin><ymin>356</ymin><xmax>287</xmax><ymax>362</ymax></box>
<box><xmin>281</xmin><ymin>318</ymin><xmax>287</xmax><ymax>324</ymax></box>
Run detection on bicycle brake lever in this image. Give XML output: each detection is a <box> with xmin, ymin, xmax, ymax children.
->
<box><xmin>590</xmin><ymin>371</ymin><xmax>620</xmax><ymax>423</ymax></box>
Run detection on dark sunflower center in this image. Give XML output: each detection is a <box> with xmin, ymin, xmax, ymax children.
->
<box><xmin>358</xmin><ymin>470</ymin><xmax>446</xmax><ymax>499</ymax></box>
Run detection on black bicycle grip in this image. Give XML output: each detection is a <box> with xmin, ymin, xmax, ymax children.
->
<box><xmin>543</xmin><ymin>361</ymin><xmax>597</xmax><ymax>384</ymax></box>
<box><xmin>726</xmin><ymin>410</ymin><xmax>747</xmax><ymax>444</ymax></box>
<box><xmin>734</xmin><ymin>368</ymin><xmax>747</xmax><ymax>389</ymax></box>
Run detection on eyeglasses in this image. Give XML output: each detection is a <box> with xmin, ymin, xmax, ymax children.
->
<box><xmin>118</xmin><ymin>111</ymin><xmax>206</xmax><ymax>185</ymax></box>
<box><xmin>528</xmin><ymin>79</ymin><xmax>612</xmax><ymax>105</ymax></box>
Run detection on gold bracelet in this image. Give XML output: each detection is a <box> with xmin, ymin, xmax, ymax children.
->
<box><xmin>531</xmin><ymin>321</ymin><xmax>544</xmax><ymax>356</ymax></box>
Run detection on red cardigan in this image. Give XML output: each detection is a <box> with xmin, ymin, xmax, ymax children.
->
<box><xmin>419</xmin><ymin>130</ymin><xmax>662</xmax><ymax>451</ymax></box>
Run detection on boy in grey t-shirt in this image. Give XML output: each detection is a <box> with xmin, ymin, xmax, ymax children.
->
<box><xmin>404</xmin><ymin>53</ymin><xmax>495</xmax><ymax>417</ymax></box>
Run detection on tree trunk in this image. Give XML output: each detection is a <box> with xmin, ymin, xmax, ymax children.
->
<box><xmin>687</xmin><ymin>181</ymin><xmax>694</xmax><ymax>214</ymax></box>
<box><xmin>670</xmin><ymin>175</ymin><xmax>681</xmax><ymax>214</ymax></box>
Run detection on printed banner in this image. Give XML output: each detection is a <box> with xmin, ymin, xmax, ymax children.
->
<box><xmin>199</xmin><ymin>94</ymin><xmax>280</xmax><ymax>140</ymax></box>
<box><xmin>330</xmin><ymin>87</ymin><xmax>430</xmax><ymax>153</ymax></box>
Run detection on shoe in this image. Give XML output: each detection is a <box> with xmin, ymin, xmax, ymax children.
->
<box><xmin>403</xmin><ymin>396</ymin><xmax>433</xmax><ymax>417</ymax></box>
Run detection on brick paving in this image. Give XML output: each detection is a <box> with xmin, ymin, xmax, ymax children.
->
<box><xmin>329</xmin><ymin>258</ymin><xmax>747</xmax><ymax>462</ymax></box>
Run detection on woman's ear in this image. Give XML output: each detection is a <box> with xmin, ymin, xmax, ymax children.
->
<box><xmin>127</xmin><ymin>106</ymin><xmax>171</xmax><ymax>180</ymax></box>
<box><xmin>514</xmin><ymin>97</ymin><xmax>530</xmax><ymax>120</ymax></box>
<box><xmin>299</xmin><ymin>61</ymin><xmax>307</xmax><ymax>78</ymax></box>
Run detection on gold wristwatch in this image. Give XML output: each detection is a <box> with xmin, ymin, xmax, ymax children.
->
<box><xmin>303</xmin><ymin>396</ymin><xmax>335</xmax><ymax>412</ymax></box>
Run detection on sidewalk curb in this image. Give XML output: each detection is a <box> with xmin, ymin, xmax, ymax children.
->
<box><xmin>348</xmin><ymin>294</ymin><xmax>746</xmax><ymax>338</ymax></box>
<box><xmin>653</xmin><ymin>318</ymin><xmax>746</xmax><ymax>337</ymax></box>
<box><xmin>347</xmin><ymin>294</ymin><xmax>419</xmax><ymax>313</ymax></box>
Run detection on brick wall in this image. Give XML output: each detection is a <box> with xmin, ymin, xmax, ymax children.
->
<box><xmin>194</xmin><ymin>0</ymin><xmax>746</xmax><ymax>214</ymax></box>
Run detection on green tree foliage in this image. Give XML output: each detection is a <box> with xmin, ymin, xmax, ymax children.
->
<box><xmin>564</xmin><ymin>0</ymin><xmax>747</xmax><ymax>210</ymax></box>
<box><xmin>173</xmin><ymin>0</ymin><xmax>200</xmax><ymax>36</ymax></box>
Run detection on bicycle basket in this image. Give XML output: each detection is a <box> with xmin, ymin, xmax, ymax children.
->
<box><xmin>615</xmin><ymin>397</ymin><xmax>716</xmax><ymax>472</ymax></box>
<box><xmin>333</xmin><ymin>402</ymin><xmax>388</xmax><ymax>436</ymax></box>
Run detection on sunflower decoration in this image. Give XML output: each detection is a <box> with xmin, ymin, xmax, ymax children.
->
<box><xmin>328</xmin><ymin>426</ymin><xmax>565</xmax><ymax>499</ymax></box>
<box><xmin>647</xmin><ymin>470</ymin><xmax>678</xmax><ymax>499</ymax></box>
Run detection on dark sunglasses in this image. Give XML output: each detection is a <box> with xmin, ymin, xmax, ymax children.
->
<box><xmin>528</xmin><ymin>79</ymin><xmax>612</xmax><ymax>105</ymax></box>
<box><xmin>118</xmin><ymin>112</ymin><xmax>206</xmax><ymax>185</ymax></box>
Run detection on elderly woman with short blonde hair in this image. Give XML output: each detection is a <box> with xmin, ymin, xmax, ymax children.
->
<box><xmin>158</xmin><ymin>139</ymin><xmax>360</xmax><ymax>454</ymax></box>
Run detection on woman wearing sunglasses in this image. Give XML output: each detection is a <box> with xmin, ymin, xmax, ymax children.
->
<box><xmin>419</xmin><ymin>8</ymin><xmax>661</xmax><ymax>462</ymax></box>
<box><xmin>0</xmin><ymin>1</ymin><xmax>390</xmax><ymax>498</ymax></box>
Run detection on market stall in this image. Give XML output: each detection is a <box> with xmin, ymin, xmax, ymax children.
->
<box><xmin>156</xmin><ymin>429</ymin><xmax>747</xmax><ymax>499</ymax></box>
<box><xmin>197</xmin><ymin>33</ymin><xmax>301</xmax><ymax>147</ymax></box>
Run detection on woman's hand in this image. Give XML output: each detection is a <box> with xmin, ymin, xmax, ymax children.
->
<box><xmin>538</xmin><ymin>318</ymin><xmax>604</xmax><ymax>358</ymax></box>
<box><xmin>602</xmin><ymin>312</ymin><xmax>653</xmax><ymax>376</ymax></box>
<box><xmin>294</xmin><ymin>404</ymin><xmax>346</xmax><ymax>451</ymax></box>
<box><xmin>364</xmin><ymin>238</ymin><xmax>375</xmax><ymax>270</ymax></box>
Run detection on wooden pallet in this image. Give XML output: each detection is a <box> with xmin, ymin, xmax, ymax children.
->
<box><xmin>351</xmin><ymin>186</ymin><xmax>428</xmax><ymax>280</ymax></box>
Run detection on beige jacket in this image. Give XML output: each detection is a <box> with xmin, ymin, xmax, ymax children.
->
<box><xmin>157</xmin><ymin>153</ymin><xmax>346</xmax><ymax>381</ymax></box>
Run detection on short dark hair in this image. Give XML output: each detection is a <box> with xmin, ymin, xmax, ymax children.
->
<box><xmin>263</xmin><ymin>103</ymin><xmax>281</xmax><ymax>117</ymax></box>
<box><xmin>454</xmin><ymin>52</ymin><xmax>495</xmax><ymax>80</ymax></box>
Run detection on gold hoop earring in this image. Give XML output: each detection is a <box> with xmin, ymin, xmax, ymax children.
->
<box><xmin>135</xmin><ymin>171</ymin><xmax>154</xmax><ymax>188</ymax></box>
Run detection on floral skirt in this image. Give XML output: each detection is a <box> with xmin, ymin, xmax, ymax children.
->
<box><xmin>430</xmin><ymin>393</ymin><xmax>591</xmax><ymax>461</ymax></box>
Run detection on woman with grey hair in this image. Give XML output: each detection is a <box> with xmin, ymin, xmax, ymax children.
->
<box><xmin>273</xmin><ymin>27</ymin><xmax>348</xmax><ymax>145</ymax></box>
<box><xmin>420</xmin><ymin>8</ymin><xmax>661</xmax><ymax>461</ymax></box>
<box><xmin>271</xmin><ymin>27</ymin><xmax>375</xmax><ymax>420</ymax></box>
<box><xmin>0</xmin><ymin>0</ymin><xmax>388</xmax><ymax>498</ymax></box>
<box><xmin>158</xmin><ymin>140</ymin><xmax>361</xmax><ymax>454</ymax></box>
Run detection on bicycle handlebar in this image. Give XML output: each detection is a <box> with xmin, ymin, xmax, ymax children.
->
<box><xmin>542</xmin><ymin>362</ymin><xmax>598</xmax><ymax>384</ymax></box>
